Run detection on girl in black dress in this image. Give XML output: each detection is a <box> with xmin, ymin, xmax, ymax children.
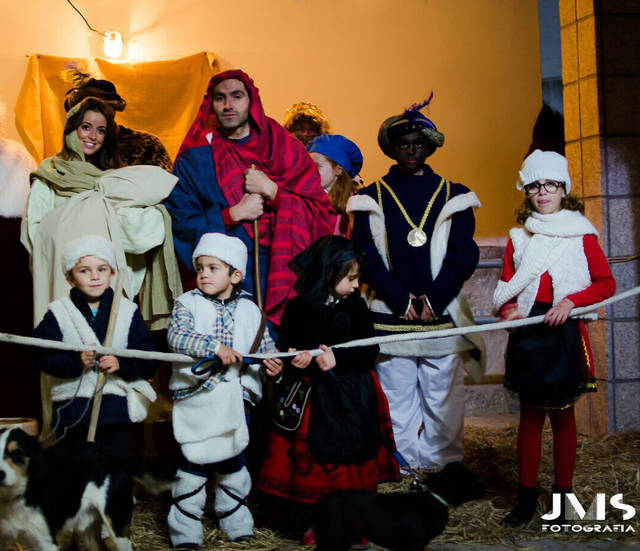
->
<box><xmin>257</xmin><ymin>236</ymin><xmax>399</xmax><ymax>542</ymax></box>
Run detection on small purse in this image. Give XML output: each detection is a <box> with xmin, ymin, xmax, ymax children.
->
<box><xmin>273</xmin><ymin>379</ymin><xmax>312</xmax><ymax>432</ymax></box>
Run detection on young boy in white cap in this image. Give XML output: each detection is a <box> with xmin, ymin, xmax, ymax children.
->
<box><xmin>33</xmin><ymin>234</ymin><xmax>158</xmax><ymax>454</ymax></box>
<box><xmin>167</xmin><ymin>232</ymin><xmax>282</xmax><ymax>549</ymax></box>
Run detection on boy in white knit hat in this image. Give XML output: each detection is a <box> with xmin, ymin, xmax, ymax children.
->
<box><xmin>33</xmin><ymin>234</ymin><xmax>158</xmax><ymax>454</ymax></box>
<box><xmin>167</xmin><ymin>232</ymin><xmax>282</xmax><ymax>548</ymax></box>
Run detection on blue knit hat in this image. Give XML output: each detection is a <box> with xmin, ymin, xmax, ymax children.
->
<box><xmin>307</xmin><ymin>134</ymin><xmax>363</xmax><ymax>179</ymax></box>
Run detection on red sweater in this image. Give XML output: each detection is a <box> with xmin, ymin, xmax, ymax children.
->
<box><xmin>498</xmin><ymin>234</ymin><xmax>616</xmax><ymax>317</ymax></box>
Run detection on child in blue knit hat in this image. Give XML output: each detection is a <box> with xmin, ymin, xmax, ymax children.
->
<box><xmin>308</xmin><ymin>134</ymin><xmax>363</xmax><ymax>236</ymax></box>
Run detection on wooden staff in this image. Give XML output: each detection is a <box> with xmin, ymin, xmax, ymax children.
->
<box><xmin>253</xmin><ymin>219</ymin><xmax>262</xmax><ymax>311</ymax></box>
<box><xmin>250</xmin><ymin>164</ymin><xmax>263</xmax><ymax>311</ymax></box>
<box><xmin>86</xmin><ymin>275</ymin><xmax>123</xmax><ymax>442</ymax></box>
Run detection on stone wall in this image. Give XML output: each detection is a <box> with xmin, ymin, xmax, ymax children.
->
<box><xmin>462</xmin><ymin>243</ymin><xmax>519</xmax><ymax>417</ymax></box>
<box><xmin>559</xmin><ymin>0</ymin><xmax>640</xmax><ymax>434</ymax></box>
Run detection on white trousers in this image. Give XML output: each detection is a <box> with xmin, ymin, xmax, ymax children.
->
<box><xmin>376</xmin><ymin>353</ymin><xmax>465</xmax><ymax>469</ymax></box>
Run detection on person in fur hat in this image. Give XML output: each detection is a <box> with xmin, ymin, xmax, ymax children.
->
<box><xmin>32</xmin><ymin>235</ymin><xmax>158</xmax><ymax>454</ymax></box>
<box><xmin>494</xmin><ymin>150</ymin><xmax>615</xmax><ymax>526</ymax></box>
<box><xmin>63</xmin><ymin>68</ymin><xmax>172</xmax><ymax>170</ymax></box>
<box><xmin>282</xmin><ymin>101</ymin><xmax>331</xmax><ymax>146</ymax></box>
<box><xmin>167</xmin><ymin>233</ymin><xmax>282</xmax><ymax>548</ymax></box>
<box><xmin>347</xmin><ymin>94</ymin><xmax>485</xmax><ymax>476</ymax></box>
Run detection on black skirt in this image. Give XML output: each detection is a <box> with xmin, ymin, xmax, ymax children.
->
<box><xmin>504</xmin><ymin>302</ymin><xmax>586</xmax><ymax>408</ymax></box>
<box><xmin>308</xmin><ymin>371</ymin><xmax>381</xmax><ymax>465</ymax></box>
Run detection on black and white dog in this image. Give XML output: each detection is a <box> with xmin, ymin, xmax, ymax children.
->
<box><xmin>0</xmin><ymin>427</ymin><xmax>172</xmax><ymax>551</ymax></box>
<box><xmin>313</xmin><ymin>462</ymin><xmax>484</xmax><ymax>551</ymax></box>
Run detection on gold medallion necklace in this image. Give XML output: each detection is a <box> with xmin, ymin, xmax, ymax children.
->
<box><xmin>378</xmin><ymin>177</ymin><xmax>446</xmax><ymax>247</ymax></box>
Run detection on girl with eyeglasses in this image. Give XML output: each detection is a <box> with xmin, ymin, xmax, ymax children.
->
<box><xmin>493</xmin><ymin>149</ymin><xmax>616</xmax><ymax>526</ymax></box>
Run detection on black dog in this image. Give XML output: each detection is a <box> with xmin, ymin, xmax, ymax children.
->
<box><xmin>0</xmin><ymin>427</ymin><xmax>173</xmax><ymax>551</ymax></box>
<box><xmin>313</xmin><ymin>462</ymin><xmax>484</xmax><ymax>551</ymax></box>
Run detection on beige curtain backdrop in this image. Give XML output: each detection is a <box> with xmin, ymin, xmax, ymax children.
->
<box><xmin>15</xmin><ymin>51</ymin><xmax>219</xmax><ymax>163</ymax></box>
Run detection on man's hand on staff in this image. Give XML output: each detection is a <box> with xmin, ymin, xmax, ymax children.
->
<box><xmin>229</xmin><ymin>193</ymin><xmax>264</xmax><ymax>222</ymax></box>
<box><xmin>244</xmin><ymin>166</ymin><xmax>278</xmax><ymax>201</ymax></box>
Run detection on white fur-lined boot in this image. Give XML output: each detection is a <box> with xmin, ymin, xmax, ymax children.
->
<box><xmin>214</xmin><ymin>466</ymin><xmax>254</xmax><ymax>542</ymax></box>
<box><xmin>168</xmin><ymin>469</ymin><xmax>208</xmax><ymax>549</ymax></box>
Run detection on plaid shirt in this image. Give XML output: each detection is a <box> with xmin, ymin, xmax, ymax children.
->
<box><xmin>168</xmin><ymin>289</ymin><xmax>275</xmax><ymax>400</ymax></box>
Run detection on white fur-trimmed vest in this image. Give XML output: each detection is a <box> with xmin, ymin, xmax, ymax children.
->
<box><xmin>493</xmin><ymin>210</ymin><xmax>599</xmax><ymax>319</ymax></box>
<box><xmin>169</xmin><ymin>290</ymin><xmax>264</xmax><ymax>464</ymax></box>
<box><xmin>347</xmin><ymin>190</ymin><xmax>486</xmax><ymax>382</ymax></box>
<box><xmin>47</xmin><ymin>295</ymin><xmax>156</xmax><ymax>423</ymax></box>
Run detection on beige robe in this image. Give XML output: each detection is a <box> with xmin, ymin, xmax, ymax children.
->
<box><xmin>21</xmin><ymin>164</ymin><xmax>181</xmax><ymax>328</ymax></box>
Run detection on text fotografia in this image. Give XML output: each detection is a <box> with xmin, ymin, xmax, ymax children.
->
<box><xmin>541</xmin><ymin>493</ymin><xmax>636</xmax><ymax>534</ymax></box>
<box><xmin>542</xmin><ymin>524</ymin><xmax>634</xmax><ymax>533</ymax></box>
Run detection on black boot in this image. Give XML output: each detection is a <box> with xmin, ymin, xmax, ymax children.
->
<box><xmin>547</xmin><ymin>485</ymin><xmax>573</xmax><ymax>523</ymax></box>
<box><xmin>503</xmin><ymin>485</ymin><xmax>540</xmax><ymax>527</ymax></box>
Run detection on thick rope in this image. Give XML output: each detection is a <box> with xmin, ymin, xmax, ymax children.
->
<box><xmin>2</xmin><ymin>286</ymin><xmax>638</xmax><ymax>363</ymax></box>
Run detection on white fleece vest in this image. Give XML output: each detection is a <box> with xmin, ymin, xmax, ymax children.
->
<box><xmin>347</xmin><ymin>190</ymin><xmax>486</xmax><ymax>382</ymax></box>
<box><xmin>170</xmin><ymin>290</ymin><xmax>264</xmax><ymax>464</ymax></box>
<box><xmin>48</xmin><ymin>295</ymin><xmax>156</xmax><ymax>423</ymax></box>
<box><xmin>493</xmin><ymin>210</ymin><xmax>599</xmax><ymax>319</ymax></box>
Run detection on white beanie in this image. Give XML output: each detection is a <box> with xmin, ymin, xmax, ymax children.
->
<box><xmin>517</xmin><ymin>149</ymin><xmax>571</xmax><ymax>194</ymax></box>
<box><xmin>62</xmin><ymin>235</ymin><xmax>117</xmax><ymax>274</ymax></box>
<box><xmin>192</xmin><ymin>233</ymin><xmax>247</xmax><ymax>278</ymax></box>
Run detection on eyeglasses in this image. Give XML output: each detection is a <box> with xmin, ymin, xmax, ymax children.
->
<box><xmin>524</xmin><ymin>180</ymin><xmax>563</xmax><ymax>196</ymax></box>
<box><xmin>396</xmin><ymin>142</ymin><xmax>428</xmax><ymax>151</ymax></box>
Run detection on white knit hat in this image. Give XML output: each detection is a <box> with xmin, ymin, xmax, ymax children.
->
<box><xmin>62</xmin><ymin>234</ymin><xmax>117</xmax><ymax>274</ymax></box>
<box><xmin>517</xmin><ymin>149</ymin><xmax>571</xmax><ymax>194</ymax></box>
<box><xmin>192</xmin><ymin>233</ymin><xmax>247</xmax><ymax>278</ymax></box>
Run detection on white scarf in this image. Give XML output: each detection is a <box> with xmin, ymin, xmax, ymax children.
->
<box><xmin>493</xmin><ymin>209</ymin><xmax>599</xmax><ymax>317</ymax></box>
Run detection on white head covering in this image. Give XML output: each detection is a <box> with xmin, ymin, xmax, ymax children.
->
<box><xmin>62</xmin><ymin>235</ymin><xmax>117</xmax><ymax>274</ymax></box>
<box><xmin>517</xmin><ymin>149</ymin><xmax>572</xmax><ymax>194</ymax></box>
<box><xmin>192</xmin><ymin>233</ymin><xmax>247</xmax><ymax>278</ymax></box>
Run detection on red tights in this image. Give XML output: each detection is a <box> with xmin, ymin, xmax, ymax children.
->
<box><xmin>517</xmin><ymin>404</ymin><xmax>576</xmax><ymax>489</ymax></box>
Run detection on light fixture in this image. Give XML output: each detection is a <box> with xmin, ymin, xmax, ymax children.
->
<box><xmin>66</xmin><ymin>1</ymin><xmax>125</xmax><ymax>59</ymax></box>
<box><xmin>104</xmin><ymin>31</ymin><xmax>124</xmax><ymax>59</ymax></box>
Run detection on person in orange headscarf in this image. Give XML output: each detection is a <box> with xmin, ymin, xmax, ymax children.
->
<box><xmin>166</xmin><ymin>70</ymin><xmax>336</xmax><ymax>326</ymax></box>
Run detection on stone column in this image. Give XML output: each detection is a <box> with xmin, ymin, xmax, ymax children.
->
<box><xmin>559</xmin><ymin>0</ymin><xmax>640</xmax><ymax>435</ymax></box>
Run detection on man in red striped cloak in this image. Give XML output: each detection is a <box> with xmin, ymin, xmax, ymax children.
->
<box><xmin>166</xmin><ymin>70</ymin><xmax>336</xmax><ymax>326</ymax></box>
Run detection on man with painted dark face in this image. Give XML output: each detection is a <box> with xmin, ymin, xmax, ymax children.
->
<box><xmin>348</xmin><ymin>96</ymin><xmax>485</xmax><ymax>474</ymax></box>
<box><xmin>166</xmin><ymin>71</ymin><xmax>335</xmax><ymax>326</ymax></box>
